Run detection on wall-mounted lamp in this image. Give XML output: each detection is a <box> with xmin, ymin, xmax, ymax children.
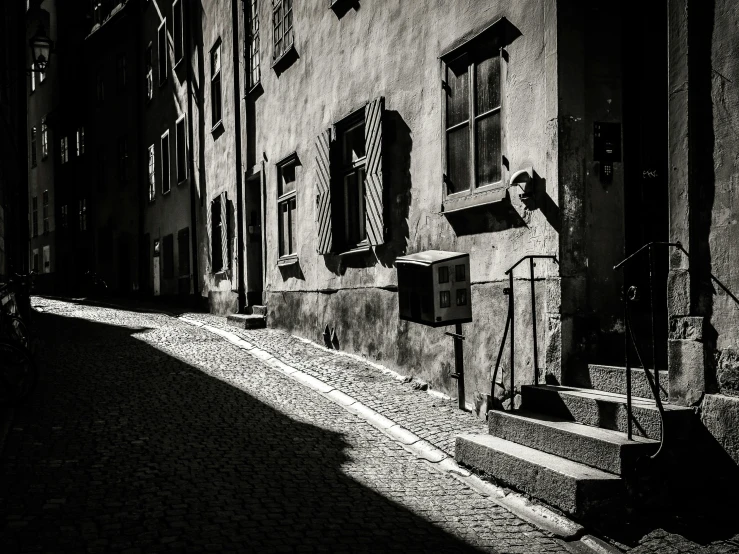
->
<box><xmin>29</xmin><ymin>24</ymin><xmax>53</xmax><ymax>73</ymax></box>
<box><xmin>509</xmin><ymin>167</ymin><xmax>535</xmax><ymax>208</ymax></box>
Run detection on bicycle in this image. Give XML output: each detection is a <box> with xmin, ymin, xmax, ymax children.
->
<box><xmin>0</xmin><ymin>338</ymin><xmax>38</xmax><ymax>405</ymax></box>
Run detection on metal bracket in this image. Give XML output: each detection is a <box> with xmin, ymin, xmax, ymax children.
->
<box><xmin>444</xmin><ymin>331</ymin><xmax>465</xmax><ymax>340</ymax></box>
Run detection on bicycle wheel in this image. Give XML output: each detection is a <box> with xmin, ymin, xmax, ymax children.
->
<box><xmin>0</xmin><ymin>340</ymin><xmax>37</xmax><ymax>403</ymax></box>
<box><xmin>2</xmin><ymin>315</ymin><xmax>29</xmax><ymax>350</ymax></box>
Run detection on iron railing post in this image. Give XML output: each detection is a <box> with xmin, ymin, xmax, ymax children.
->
<box><xmin>509</xmin><ymin>270</ymin><xmax>515</xmax><ymax>408</ymax></box>
<box><xmin>529</xmin><ymin>257</ymin><xmax>539</xmax><ymax>385</ymax></box>
<box><xmin>624</xmin><ymin>284</ymin><xmax>633</xmax><ymax>441</ymax></box>
<box><xmin>454</xmin><ymin>322</ymin><xmax>465</xmax><ymax>411</ymax></box>
<box><xmin>648</xmin><ymin>244</ymin><xmax>659</xmax><ymax>394</ymax></box>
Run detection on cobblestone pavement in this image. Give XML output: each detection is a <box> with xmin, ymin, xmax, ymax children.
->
<box><xmin>0</xmin><ymin>298</ymin><xmax>572</xmax><ymax>553</ymax></box>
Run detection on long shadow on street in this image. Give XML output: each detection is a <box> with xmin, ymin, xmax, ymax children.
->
<box><xmin>0</xmin><ymin>310</ymin><xmax>484</xmax><ymax>553</ymax></box>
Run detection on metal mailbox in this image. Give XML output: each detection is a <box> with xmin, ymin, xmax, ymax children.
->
<box><xmin>397</xmin><ymin>250</ymin><xmax>472</xmax><ymax>327</ymax></box>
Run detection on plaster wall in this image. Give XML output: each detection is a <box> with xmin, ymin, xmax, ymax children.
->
<box><xmin>251</xmin><ymin>0</ymin><xmax>558</xmax><ymax>403</ymax></box>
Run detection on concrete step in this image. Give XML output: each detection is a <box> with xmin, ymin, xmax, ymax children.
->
<box><xmin>456</xmin><ymin>434</ymin><xmax>623</xmax><ymax>518</ymax></box>
<box><xmin>226</xmin><ymin>313</ymin><xmax>266</xmax><ymax>329</ymax></box>
<box><xmin>588</xmin><ymin>364</ymin><xmax>668</xmax><ymax>401</ymax></box>
<box><xmin>521</xmin><ymin>385</ymin><xmax>694</xmax><ymax>440</ymax></box>
<box><xmin>247</xmin><ymin>305</ymin><xmax>268</xmax><ymax>316</ymax></box>
<box><xmin>488</xmin><ymin>410</ymin><xmax>659</xmax><ymax>475</ymax></box>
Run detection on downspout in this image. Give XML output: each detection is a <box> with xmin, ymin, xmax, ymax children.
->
<box><xmin>231</xmin><ymin>0</ymin><xmax>246</xmax><ymax>311</ymax></box>
<box><xmin>185</xmin><ymin>0</ymin><xmax>199</xmax><ymax>303</ymax></box>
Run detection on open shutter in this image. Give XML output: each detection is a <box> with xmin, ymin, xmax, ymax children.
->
<box><xmin>315</xmin><ymin>128</ymin><xmax>333</xmax><ymax>254</ymax></box>
<box><xmin>364</xmin><ymin>96</ymin><xmax>385</xmax><ymax>246</ymax></box>
<box><xmin>219</xmin><ymin>191</ymin><xmax>228</xmax><ymax>271</ymax></box>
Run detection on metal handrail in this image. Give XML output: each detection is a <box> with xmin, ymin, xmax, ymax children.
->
<box><xmin>491</xmin><ymin>254</ymin><xmax>558</xmax><ymax>409</ymax></box>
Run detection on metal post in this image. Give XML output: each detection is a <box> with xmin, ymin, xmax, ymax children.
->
<box><xmin>509</xmin><ymin>271</ymin><xmax>515</xmax><ymax>409</ymax></box>
<box><xmin>529</xmin><ymin>257</ymin><xmax>539</xmax><ymax>386</ymax></box>
<box><xmin>624</xmin><ymin>287</ymin><xmax>633</xmax><ymax>441</ymax></box>
<box><xmin>454</xmin><ymin>322</ymin><xmax>465</xmax><ymax>411</ymax></box>
<box><xmin>648</xmin><ymin>245</ymin><xmax>659</xmax><ymax>393</ymax></box>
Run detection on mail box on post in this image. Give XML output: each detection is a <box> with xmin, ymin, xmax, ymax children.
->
<box><xmin>396</xmin><ymin>250</ymin><xmax>472</xmax><ymax>327</ymax></box>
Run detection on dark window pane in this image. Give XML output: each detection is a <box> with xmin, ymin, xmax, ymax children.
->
<box><xmin>279</xmin><ymin>163</ymin><xmax>296</xmax><ymax>196</ymax></box>
<box><xmin>475</xmin><ymin>111</ymin><xmax>501</xmax><ymax>186</ymax></box>
<box><xmin>440</xmin><ymin>290</ymin><xmax>451</xmax><ymax>309</ymax></box>
<box><xmin>438</xmin><ymin>266</ymin><xmax>449</xmax><ymax>284</ymax></box>
<box><xmin>446</xmin><ymin>125</ymin><xmax>470</xmax><ymax>193</ymax></box>
<box><xmin>456</xmin><ymin>289</ymin><xmax>467</xmax><ymax>306</ymax></box>
<box><xmin>279</xmin><ymin>201</ymin><xmax>288</xmax><ymax>256</ymax></box>
<box><xmin>476</xmin><ymin>53</ymin><xmax>500</xmax><ymax>115</ymax></box>
<box><xmin>289</xmin><ymin>197</ymin><xmax>297</xmax><ymax>254</ymax></box>
<box><xmin>446</xmin><ymin>56</ymin><xmax>469</xmax><ymax>128</ymax></box>
<box><xmin>212</xmin><ymin>200</ymin><xmax>223</xmax><ymax>270</ymax></box>
<box><xmin>343</xmin><ymin>123</ymin><xmax>365</xmax><ymax>165</ymax></box>
<box><xmin>455</xmin><ymin>264</ymin><xmax>465</xmax><ymax>281</ymax></box>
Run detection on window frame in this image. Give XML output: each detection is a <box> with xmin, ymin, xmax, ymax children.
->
<box><xmin>41</xmin><ymin>117</ymin><xmax>48</xmax><ymax>160</ymax></box>
<box><xmin>210</xmin><ymin>195</ymin><xmax>224</xmax><ymax>273</ymax></box>
<box><xmin>42</xmin><ymin>245</ymin><xmax>50</xmax><ymax>273</ymax></box>
<box><xmin>336</xmin><ymin>111</ymin><xmax>368</xmax><ymax>252</ymax></box>
<box><xmin>440</xmin><ymin>32</ymin><xmax>508</xmax><ymax>213</ymax></box>
<box><xmin>30</xmin><ymin>126</ymin><xmax>37</xmax><ymax>167</ymax></box>
<box><xmin>147</xmin><ymin>144</ymin><xmax>156</xmax><ymax>202</ymax></box>
<box><xmin>245</xmin><ymin>0</ymin><xmax>261</xmax><ymax>90</ymax></box>
<box><xmin>60</xmin><ymin>136</ymin><xmax>69</xmax><ymax>164</ymax></box>
<box><xmin>210</xmin><ymin>39</ymin><xmax>223</xmax><ymax>131</ymax></box>
<box><xmin>173</xmin><ymin>0</ymin><xmax>184</xmax><ymax>66</ymax></box>
<box><xmin>158</xmin><ymin>18</ymin><xmax>168</xmax><ymax>86</ymax></box>
<box><xmin>276</xmin><ymin>152</ymin><xmax>299</xmax><ymax>261</ymax></box>
<box><xmin>32</xmin><ymin>248</ymin><xmax>39</xmax><ymax>272</ymax></box>
<box><xmin>175</xmin><ymin>115</ymin><xmax>187</xmax><ymax>184</ymax></box>
<box><xmin>42</xmin><ymin>190</ymin><xmax>49</xmax><ymax>234</ymax></box>
<box><xmin>161</xmin><ymin>129</ymin><xmax>171</xmax><ymax>194</ymax></box>
<box><xmin>272</xmin><ymin>0</ymin><xmax>294</xmax><ymax>63</ymax></box>
<box><xmin>145</xmin><ymin>43</ymin><xmax>154</xmax><ymax>102</ymax></box>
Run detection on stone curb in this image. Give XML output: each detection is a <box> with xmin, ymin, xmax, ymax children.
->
<box><xmin>176</xmin><ymin>314</ymin><xmax>593</xmax><ymax>544</ymax></box>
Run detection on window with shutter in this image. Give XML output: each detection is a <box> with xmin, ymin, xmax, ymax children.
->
<box><xmin>158</xmin><ymin>19</ymin><xmax>168</xmax><ymax>86</ymax></box>
<box><xmin>364</xmin><ymin>97</ymin><xmax>384</xmax><ymax>246</ymax></box>
<box><xmin>219</xmin><ymin>191</ymin><xmax>229</xmax><ymax>271</ymax></box>
<box><xmin>277</xmin><ymin>153</ymin><xmax>298</xmax><ymax>259</ymax></box>
<box><xmin>210</xmin><ymin>193</ymin><xmax>228</xmax><ymax>273</ymax></box>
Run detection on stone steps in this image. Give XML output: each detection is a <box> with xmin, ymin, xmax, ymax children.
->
<box><xmin>488</xmin><ymin>410</ymin><xmax>658</xmax><ymax>475</ymax></box>
<box><xmin>456</xmin><ymin>434</ymin><xmax>624</xmax><ymax>518</ymax></box>
<box><xmin>226</xmin><ymin>313</ymin><xmax>266</xmax><ymax>329</ymax></box>
<box><xmin>587</xmin><ymin>364</ymin><xmax>668</xmax><ymax>401</ymax></box>
<box><xmin>520</xmin><ymin>384</ymin><xmax>693</xmax><ymax>440</ymax></box>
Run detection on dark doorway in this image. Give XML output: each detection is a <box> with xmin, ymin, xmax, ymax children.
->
<box><xmin>244</xmin><ymin>172</ymin><xmax>264</xmax><ymax>306</ymax></box>
<box><xmin>622</xmin><ymin>3</ymin><xmax>669</xmax><ymax>370</ymax></box>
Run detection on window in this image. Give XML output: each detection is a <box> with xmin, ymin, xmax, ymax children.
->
<box><xmin>43</xmin><ymin>245</ymin><xmax>50</xmax><ymax>273</ymax></box>
<box><xmin>210</xmin><ymin>41</ymin><xmax>222</xmax><ymax>128</ymax></box>
<box><xmin>39</xmin><ymin>67</ymin><xmax>45</xmax><ymax>83</ymax></box>
<box><xmin>272</xmin><ymin>0</ymin><xmax>293</xmax><ymax>60</ymax></box>
<box><xmin>96</xmin><ymin>71</ymin><xmax>104</xmax><ymax>102</ymax></box>
<box><xmin>148</xmin><ymin>144</ymin><xmax>156</xmax><ymax>201</ymax></box>
<box><xmin>163</xmin><ymin>233</ymin><xmax>174</xmax><ymax>278</ymax></box>
<box><xmin>442</xmin><ymin>35</ymin><xmax>503</xmax><ymax>206</ymax></box>
<box><xmin>30</xmin><ymin>126</ymin><xmax>37</xmax><ymax>167</ymax></box>
<box><xmin>77</xmin><ymin>127</ymin><xmax>85</xmax><ymax>156</ymax></box>
<box><xmin>79</xmin><ymin>198</ymin><xmax>87</xmax><ymax>231</ymax></box>
<box><xmin>161</xmin><ymin>131</ymin><xmax>171</xmax><ymax>193</ymax></box>
<box><xmin>158</xmin><ymin>19</ymin><xmax>168</xmax><ymax>85</ymax></box>
<box><xmin>42</xmin><ymin>190</ymin><xmax>49</xmax><ymax>234</ymax></box>
<box><xmin>178</xmin><ymin>227</ymin><xmax>190</xmax><ymax>276</ymax></box>
<box><xmin>246</xmin><ymin>0</ymin><xmax>260</xmax><ymax>88</ymax></box>
<box><xmin>117</xmin><ymin>53</ymin><xmax>126</xmax><ymax>89</ymax></box>
<box><xmin>41</xmin><ymin>117</ymin><xmax>48</xmax><ymax>159</ymax></box>
<box><xmin>209</xmin><ymin>193</ymin><xmax>228</xmax><ymax>272</ymax></box>
<box><xmin>32</xmin><ymin>249</ymin><xmax>38</xmax><ymax>272</ymax></box>
<box><xmin>173</xmin><ymin>0</ymin><xmax>183</xmax><ymax>64</ymax></box>
<box><xmin>314</xmin><ymin>97</ymin><xmax>385</xmax><ymax>254</ymax></box>
<box><xmin>277</xmin><ymin>154</ymin><xmax>298</xmax><ymax>258</ymax></box>
<box><xmin>30</xmin><ymin>65</ymin><xmax>36</xmax><ymax>93</ymax></box>
<box><xmin>146</xmin><ymin>43</ymin><xmax>153</xmax><ymax>101</ymax></box>
<box><xmin>118</xmin><ymin>135</ymin><xmax>128</xmax><ymax>183</ymax></box>
<box><xmin>60</xmin><ymin>136</ymin><xmax>69</xmax><ymax>164</ymax></box>
<box><xmin>339</xmin><ymin>119</ymin><xmax>366</xmax><ymax>248</ymax></box>
<box><xmin>32</xmin><ymin>196</ymin><xmax>38</xmax><ymax>237</ymax></box>
<box><xmin>176</xmin><ymin>116</ymin><xmax>186</xmax><ymax>183</ymax></box>
<box><xmin>61</xmin><ymin>204</ymin><xmax>68</xmax><ymax>229</ymax></box>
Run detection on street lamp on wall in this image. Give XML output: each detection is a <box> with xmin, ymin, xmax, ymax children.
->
<box><xmin>29</xmin><ymin>24</ymin><xmax>53</xmax><ymax>73</ymax></box>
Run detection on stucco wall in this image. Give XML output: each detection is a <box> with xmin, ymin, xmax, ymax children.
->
<box><xmin>251</xmin><ymin>1</ymin><xmax>558</xmax><ymax>402</ymax></box>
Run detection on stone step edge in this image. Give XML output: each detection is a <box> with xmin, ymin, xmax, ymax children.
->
<box><xmin>176</xmin><ymin>315</ymin><xmax>586</xmax><ymax>542</ymax></box>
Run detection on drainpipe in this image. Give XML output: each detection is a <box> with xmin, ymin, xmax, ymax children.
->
<box><xmin>231</xmin><ymin>0</ymin><xmax>246</xmax><ymax>312</ymax></box>
<box><xmin>184</xmin><ymin>0</ymin><xmax>199</xmax><ymax>305</ymax></box>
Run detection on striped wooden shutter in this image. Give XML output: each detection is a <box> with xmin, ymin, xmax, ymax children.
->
<box><xmin>219</xmin><ymin>191</ymin><xmax>228</xmax><ymax>271</ymax></box>
<box><xmin>315</xmin><ymin>128</ymin><xmax>333</xmax><ymax>254</ymax></box>
<box><xmin>364</xmin><ymin>96</ymin><xmax>385</xmax><ymax>246</ymax></box>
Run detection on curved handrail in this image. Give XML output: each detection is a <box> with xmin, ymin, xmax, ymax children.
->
<box><xmin>505</xmin><ymin>254</ymin><xmax>558</xmax><ymax>275</ymax></box>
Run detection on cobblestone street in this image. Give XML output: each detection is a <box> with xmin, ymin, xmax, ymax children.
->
<box><xmin>0</xmin><ymin>299</ymin><xmax>570</xmax><ymax>553</ymax></box>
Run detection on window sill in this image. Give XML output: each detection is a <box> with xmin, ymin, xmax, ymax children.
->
<box><xmin>177</xmin><ymin>177</ymin><xmax>187</xmax><ymax>186</ymax></box>
<box><xmin>245</xmin><ymin>81</ymin><xmax>263</xmax><ymax>99</ymax></box>
<box><xmin>159</xmin><ymin>77</ymin><xmax>167</xmax><ymax>88</ymax></box>
<box><xmin>174</xmin><ymin>58</ymin><xmax>183</xmax><ymax>70</ymax></box>
<box><xmin>442</xmin><ymin>186</ymin><xmax>508</xmax><ymax>214</ymax></box>
<box><xmin>338</xmin><ymin>244</ymin><xmax>371</xmax><ymax>257</ymax></box>
<box><xmin>211</xmin><ymin>120</ymin><xmax>224</xmax><ymax>134</ymax></box>
<box><xmin>162</xmin><ymin>188</ymin><xmax>171</xmax><ymax>196</ymax></box>
<box><xmin>277</xmin><ymin>255</ymin><xmax>299</xmax><ymax>267</ymax></box>
<box><xmin>271</xmin><ymin>44</ymin><xmax>298</xmax><ymax>73</ymax></box>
